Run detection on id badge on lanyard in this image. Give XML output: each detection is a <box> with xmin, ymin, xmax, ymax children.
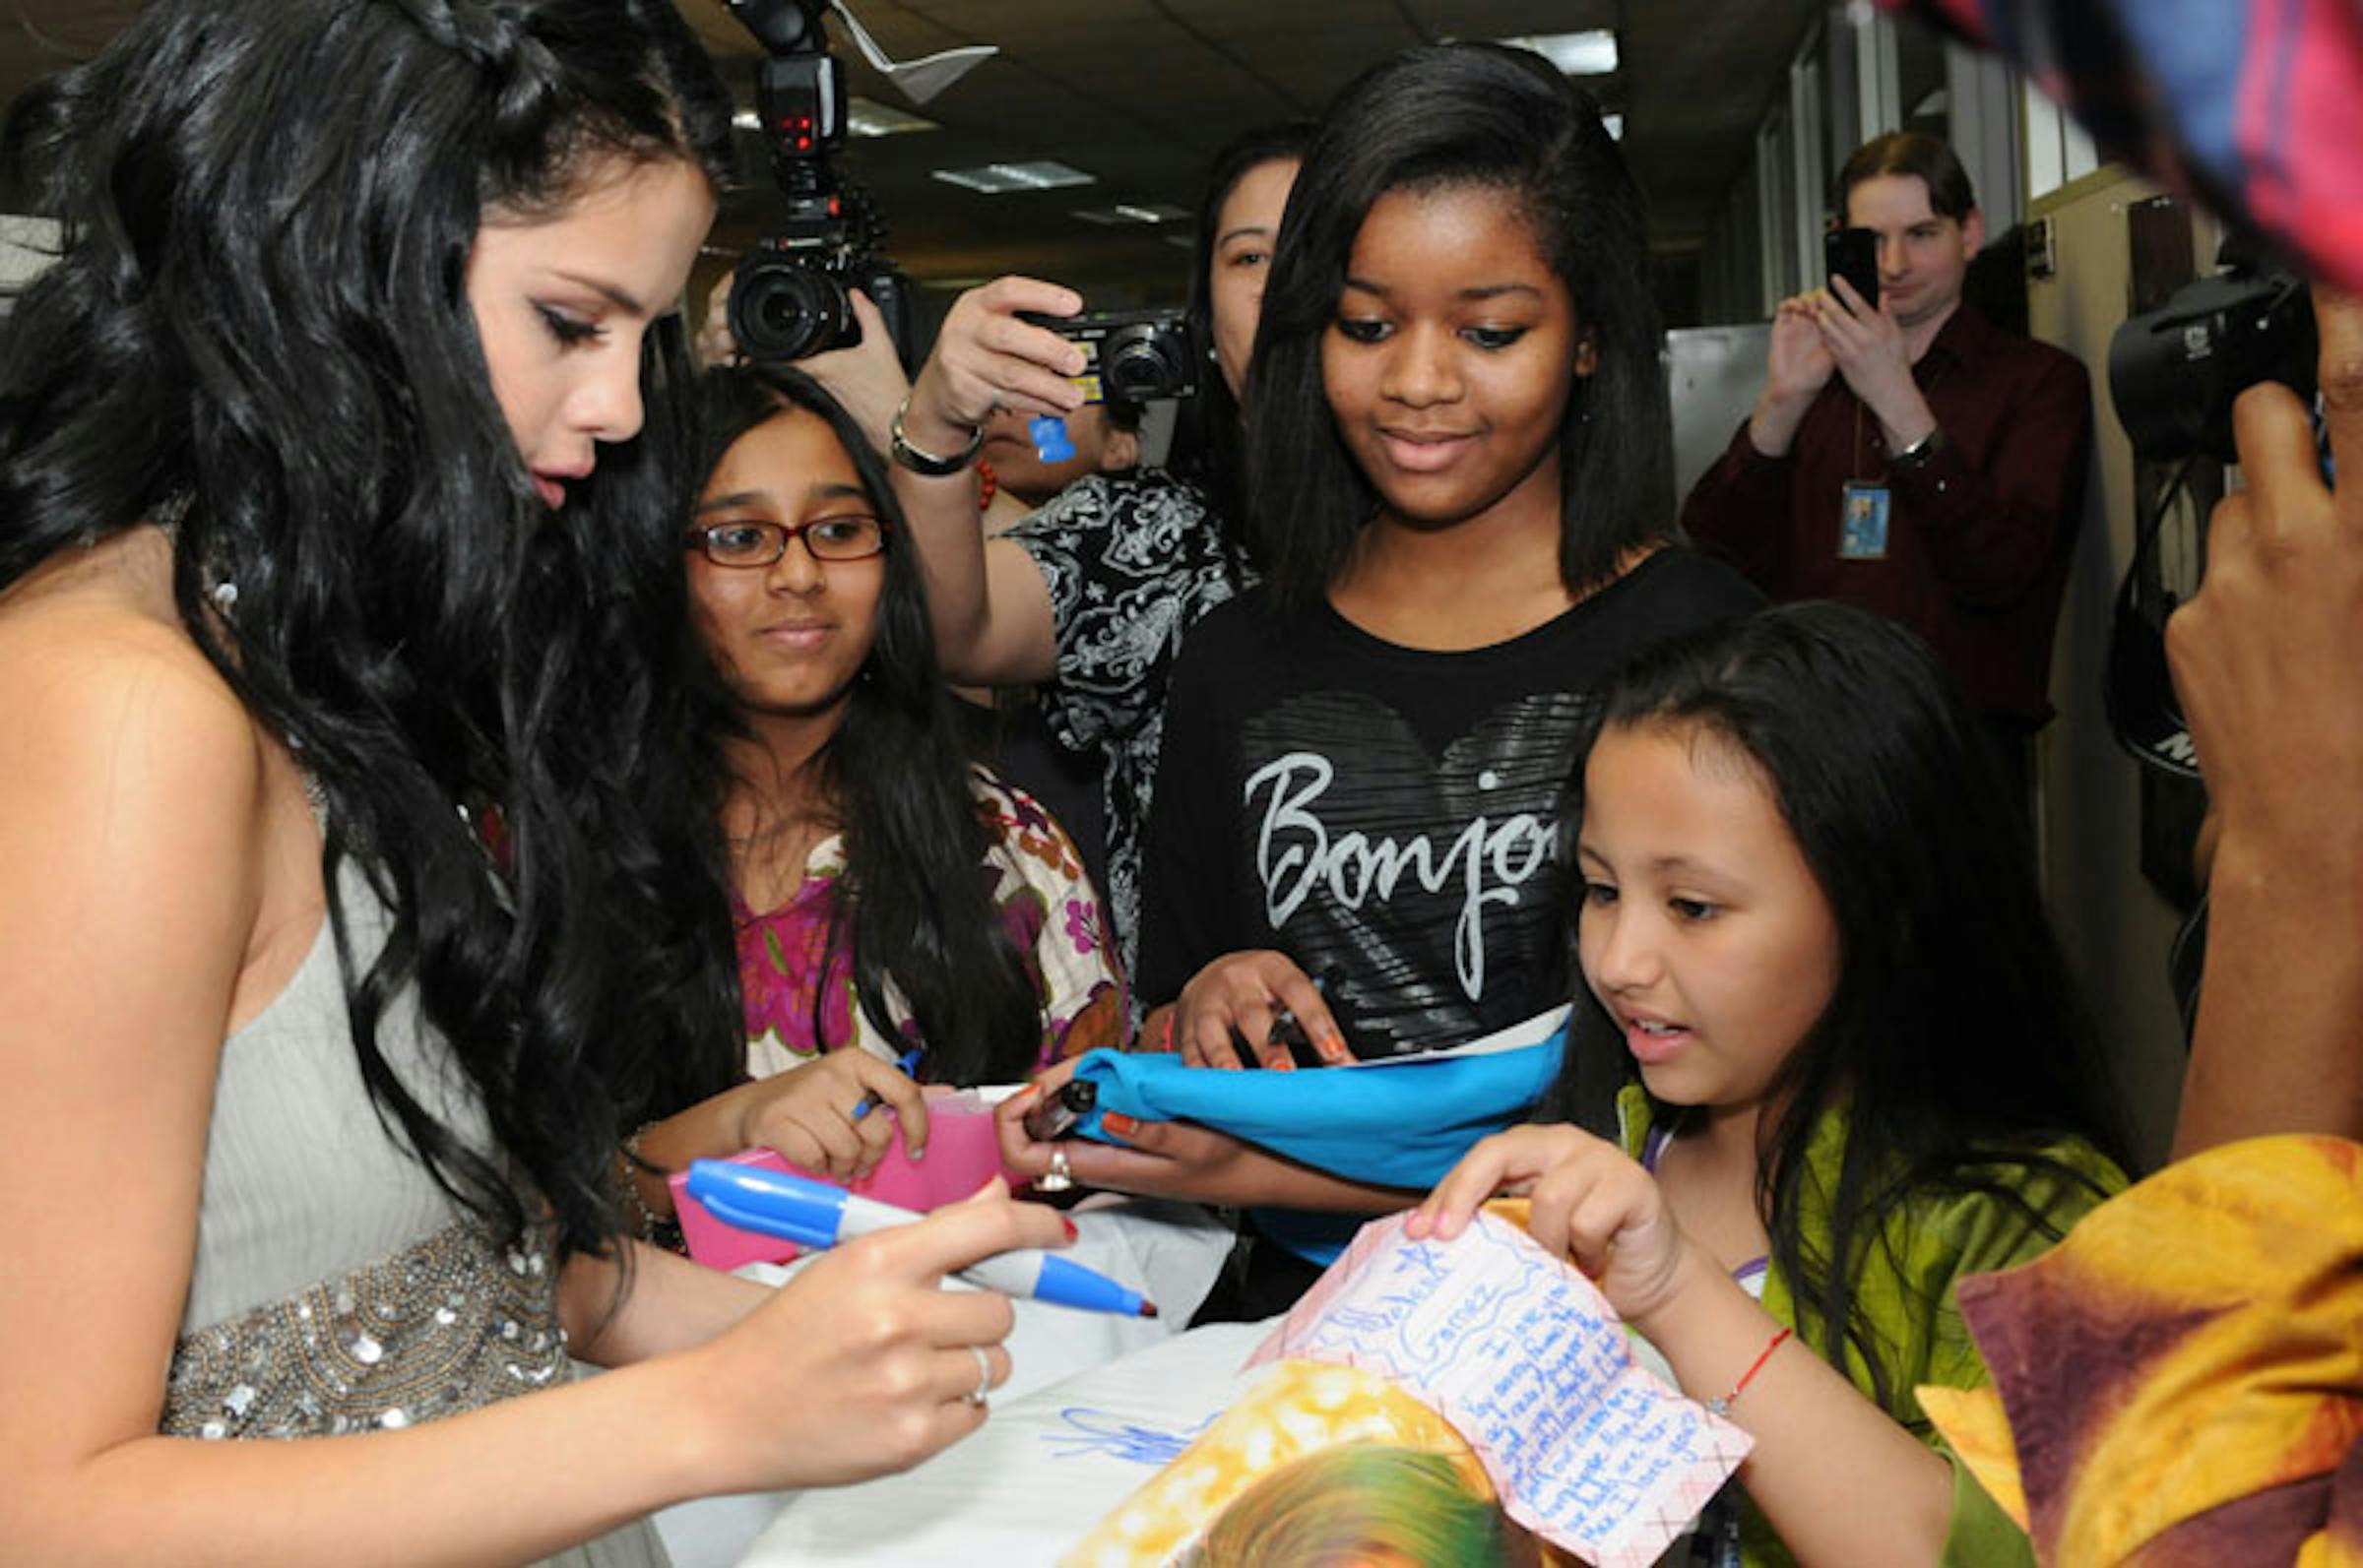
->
<box><xmin>1839</xmin><ymin>480</ymin><xmax>1890</xmax><ymax>560</ymax></box>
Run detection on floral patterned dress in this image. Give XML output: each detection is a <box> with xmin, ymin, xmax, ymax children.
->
<box><xmin>736</xmin><ymin>769</ymin><xmax>1127</xmax><ymax>1082</ymax></box>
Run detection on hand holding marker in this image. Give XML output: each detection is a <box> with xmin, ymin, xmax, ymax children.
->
<box><xmin>850</xmin><ymin>1045</ymin><xmax>926</xmax><ymax>1124</ymax></box>
<box><xmin>685</xmin><ymin>1159</ymin><xmax>1158</xmax><ymax>1318</ymax></box>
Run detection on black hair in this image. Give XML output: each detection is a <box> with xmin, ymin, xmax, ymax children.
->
<box><xmin>1166</xmin><ymin>117</ymin><xmax>1315</xmax><ymax>541</ymax></box>
<box><xmin>1245</xmin><ymin>42</ymin><xmax>1671</xmax><ymax>612</ymax></box>
<box><xmin>1565</xmin><ymin>603</ymin><xmax>2131</xmax><ymax>1411</ymax></box>
<box><xmin>0</xmin><ymin>0</ymin><xmax>741</xmax><ymax>1263</ymax></box>
<box><xmin>1837</xmin><ymin>131</ymin><xmax>1978</xmax><ymax>224</ymax></box>
<box><xmin>686</xmin><ymin>365</ymin><xmax>1046</xmax><ymax>1089</ymax></box>
<box><xmin>1099</xmin><ymin>395</ymin><xmax>1146</xmax><ymax>437</ymax></box>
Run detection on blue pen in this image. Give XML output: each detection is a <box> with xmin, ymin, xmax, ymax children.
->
<box><xmin>851</xmin><ymin>1045</ymin><xmax>926</xmax><ymax>1121</ymax></box>
<box><xmin>684</xmin><ymin>1159</ymin><xmax>1159</xmax><ymax>1319</ymax></box>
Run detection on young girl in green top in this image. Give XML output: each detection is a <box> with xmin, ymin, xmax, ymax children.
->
<box><xmin>1413</xmin><ymin>601</ymin><xmax>2131</xmax><ymax>1566</ymax></box>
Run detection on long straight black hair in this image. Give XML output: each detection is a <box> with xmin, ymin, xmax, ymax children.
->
<box><xmin>1566</xmin><ymin>603</ymin><xmax>2131</xmax><ymax>1409</ymax></box>
<box><xmin>1166</xmin><ymin>117</ymin><xmax>1314</xmax><ymax>542</ymax></box>
<box><xmin>685</xmin><ymin>365</ymin><xmax>1045</xmax><ymax>1089</ymax></box>
<box><xmin>0</xmin><ymin>0</ymin><xmax>741</xmax><ymax>1262</ymax></box>
<box><xmin>1245</xmin><ymin>41</ymin><xmax>1673</xmax><ymax>612</ymax></box>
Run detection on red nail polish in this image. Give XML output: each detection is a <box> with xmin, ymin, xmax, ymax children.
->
<box><xmin>1061</xmin><ymin>1218</ymin><xmax>1078</xmax><ymax>1242</ymax></box>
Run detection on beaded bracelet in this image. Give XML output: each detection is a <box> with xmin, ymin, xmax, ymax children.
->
<box><xmin>1707</xmin><ymin>1325</ymin><xmax>1792</xmax><ymax>1417</ymax></box>
<box><xmin>614</xmin><ymin>1123</ymin><xmax>682</xmax><ymax>1251</ymax></box>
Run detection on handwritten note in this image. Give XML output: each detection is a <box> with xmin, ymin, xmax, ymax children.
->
<box><xmin>1247</xmin><ymin>1211</ymin><xmax>1751</xmax><ymax>1568</ymax></box>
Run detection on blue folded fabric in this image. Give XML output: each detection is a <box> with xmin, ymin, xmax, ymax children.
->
<box><xmin>1069</xmin><ymin>1006</ymin><xmax>1568</xmax><ymax>1191</ymax></box>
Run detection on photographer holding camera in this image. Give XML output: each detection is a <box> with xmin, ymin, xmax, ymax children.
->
<box><xmin>1681</xmin><ymin>132</ymin><xmax>2091</xmax><ymax>812</ymax></box>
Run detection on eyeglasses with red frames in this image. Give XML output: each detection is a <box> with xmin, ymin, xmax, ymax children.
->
<box><xmin>685</xmin><ymin>515</ymin><xmax>889</xmax><ymax>568</ymax></box>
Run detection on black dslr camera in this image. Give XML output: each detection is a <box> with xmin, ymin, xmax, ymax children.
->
<box><xmin>2108</xmin><ymin>257</ymin><xmax>2317</xmax><ymax>462</ymax></box>
<box><xmin>1021</xmin><ymin>308</ymin><xmax>1201</xmax><ymax>404</ymax></box>
<box><xmin>724</xmin><ymin>0</ymin><xmax>914</xmax><ymax>364</ymax></box>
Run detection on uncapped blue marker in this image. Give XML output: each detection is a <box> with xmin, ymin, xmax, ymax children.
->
<box><xmin>684</xmin><ymin>1159</ymin><xmax>1158</xmax><ymax>1318</ymax></box>
<box><xmin>851</xmin><ymin>1045</ymin><xmax>926</xmax><ymax>1121</ymax></box>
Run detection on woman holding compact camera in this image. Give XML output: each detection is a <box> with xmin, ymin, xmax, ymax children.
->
<box><xmin>796</xmin><ymin>122</ymin><xmax>1311</xmax><ymax>984</ymax></box>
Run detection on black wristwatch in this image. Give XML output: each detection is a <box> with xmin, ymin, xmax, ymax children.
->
<box><xmin>1888</xmin><ymin>424</ymin><xmax>1947</xmax><ymax>474</ymax></box>
<box><xmin>889</xmin><ymin>396</ymin><xmax>984</xmax><ymax>476</ymax></box>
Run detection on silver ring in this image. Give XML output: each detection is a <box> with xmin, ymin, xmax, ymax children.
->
<box><xmin>964</xmin><ymin>1345</ymin><xmax>992</xmax><ymax>1408</ymax></box>
<box><xmin>1036</xmin><ymin>1144</ymin><xmax>1074</xmax><ymax>1193</ymax></box>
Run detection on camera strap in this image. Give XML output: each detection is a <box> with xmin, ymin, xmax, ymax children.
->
<box><xmin>2103</xmin><ymin>454</ymin><xmax>2203</xmax><ymax>781</ymax></box>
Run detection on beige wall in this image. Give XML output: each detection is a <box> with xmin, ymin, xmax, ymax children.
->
<box><xmin>2025</xmin><ymin>167</ymin><xmax>2204</xmax><ymax>1167</ymax></box>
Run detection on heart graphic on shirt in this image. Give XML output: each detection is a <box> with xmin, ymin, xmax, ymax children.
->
<box><xmin>1238</xmin><ymin>688</ymin><xmax>1591</xmax><ymax>1054</ymax></box>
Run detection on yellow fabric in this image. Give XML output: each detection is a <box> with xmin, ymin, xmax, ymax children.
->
<box><xmin>1921</xmin><ymin>1135</ymin><xmax>2363</xmax><ymax>1565</ymax></box>
<box><xmin>1918</xmin><ymin>1385</ymin><xmax>2028</xmax><ymax>1528</ymax></box>
<box><xmin>1058</xmin><ymin>1359</ymin><xmax>1486</xmax><ymax>1568</ymax></box>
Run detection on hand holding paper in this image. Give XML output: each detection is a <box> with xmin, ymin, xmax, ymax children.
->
<box><xmin>1411</xmin><ymin>1122</ymin><xmax>1692</xmax><ymax>1325</ymax></box>
<box><xmin>1246</xmin><ymin>1210</ymin><xmax>1751</xmax><ymax>1568</ymax></box>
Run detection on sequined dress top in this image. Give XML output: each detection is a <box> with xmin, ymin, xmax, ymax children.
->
<box><xmin>160</xmin><ymin>861</ymin><xmax>665</xmax><ymax>1568</ymax></box>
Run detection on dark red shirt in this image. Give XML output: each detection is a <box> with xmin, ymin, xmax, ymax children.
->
<box><xmin>1680</xmin><ymin>305</ymin><xmax>2092</xmax><ymax>725</ymax></box>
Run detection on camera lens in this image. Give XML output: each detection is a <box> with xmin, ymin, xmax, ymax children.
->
<box><xmin>1101</xmin><ymin>331</ymin><xmax>1184</xmax><ymax>401</ymax></box>
<box><xmin>727</xmin><ymin>251</ymin><xmax>855</xmax><ymax>363</ymax></box>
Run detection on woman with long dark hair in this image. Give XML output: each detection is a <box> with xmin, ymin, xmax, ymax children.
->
<box><xmin>0</xmin><ymin>3</ymin><xmax>1067</xmax><ymax>1558</ymax></box>
<box><xmin>994</xmin><ymin>42</ymin><xmax>1759</xmax><ymax>1318</ymax></box>
<box><xmin>1418</xmin><ymin>603</ymin><xmax>2130</xmax><ymax>1564</ymax></box>
<box><xmin>618</xmin><ymin>364</ymin><xmax>1122</xmax><ymax>1203</ymax></box>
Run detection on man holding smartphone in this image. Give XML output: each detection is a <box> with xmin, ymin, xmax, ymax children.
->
<box><xmin>1681</xmin><ymin>132</ymin><xmax>2091</xmax><ymax>807</ymax></box>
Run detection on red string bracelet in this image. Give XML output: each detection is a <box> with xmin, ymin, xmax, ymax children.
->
<box><xmin>1707</xmin><ymin>1325</ymin><xmax>1792</xmax><ymax>1417</ymax></box>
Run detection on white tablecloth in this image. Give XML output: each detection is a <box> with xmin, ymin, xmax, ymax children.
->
<box><xmin>651</xmin><ymin>1196</ymin><xmax>1237</xmax><ymax>1568</ymax></box>
<box><xmin>739</xmin><ymin>1322</ymin><xmax>1271</xmax><ymax>1566</ymax></box>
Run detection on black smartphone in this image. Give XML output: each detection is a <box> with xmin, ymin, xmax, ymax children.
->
<box><xmin>1823</xmin><ymin>226</ymin><xmax>1881</xmax><ymax>312</ymax></box>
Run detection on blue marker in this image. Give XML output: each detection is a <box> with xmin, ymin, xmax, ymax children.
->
<box><xmin>851</xmin><ymin>1045</ymin><xmax>926</xmax><ymax>1121</ymax></box>
<box><xmin>685</xmin><ymin>1159</ymin><xmax>1159</xmax><ymax>1318</ymax></box>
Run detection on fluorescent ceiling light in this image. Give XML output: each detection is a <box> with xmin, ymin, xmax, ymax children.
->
<box><xmin>1502</xmin><ymin>29</ymin><xmax>1619</xmax><ymax>76</ymax></box>
<box><xmin>847</xmin><ymin>96</ymin><xmax>938</xmax><ymax>137</ymax></box>
<box><xmin>731</xmin><ymin>108</ymin><xmax>760</xmax><ymax>131</ymax></box>
<box><xmin>932</xmin><ymin>160</ymin><xmax>1096</xmax><ymax>194</ymax></box>
<box><xmin>1076</xmin><ymin>202</ymin><xmax>1192</xmax><ymax>226</ymax></box>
